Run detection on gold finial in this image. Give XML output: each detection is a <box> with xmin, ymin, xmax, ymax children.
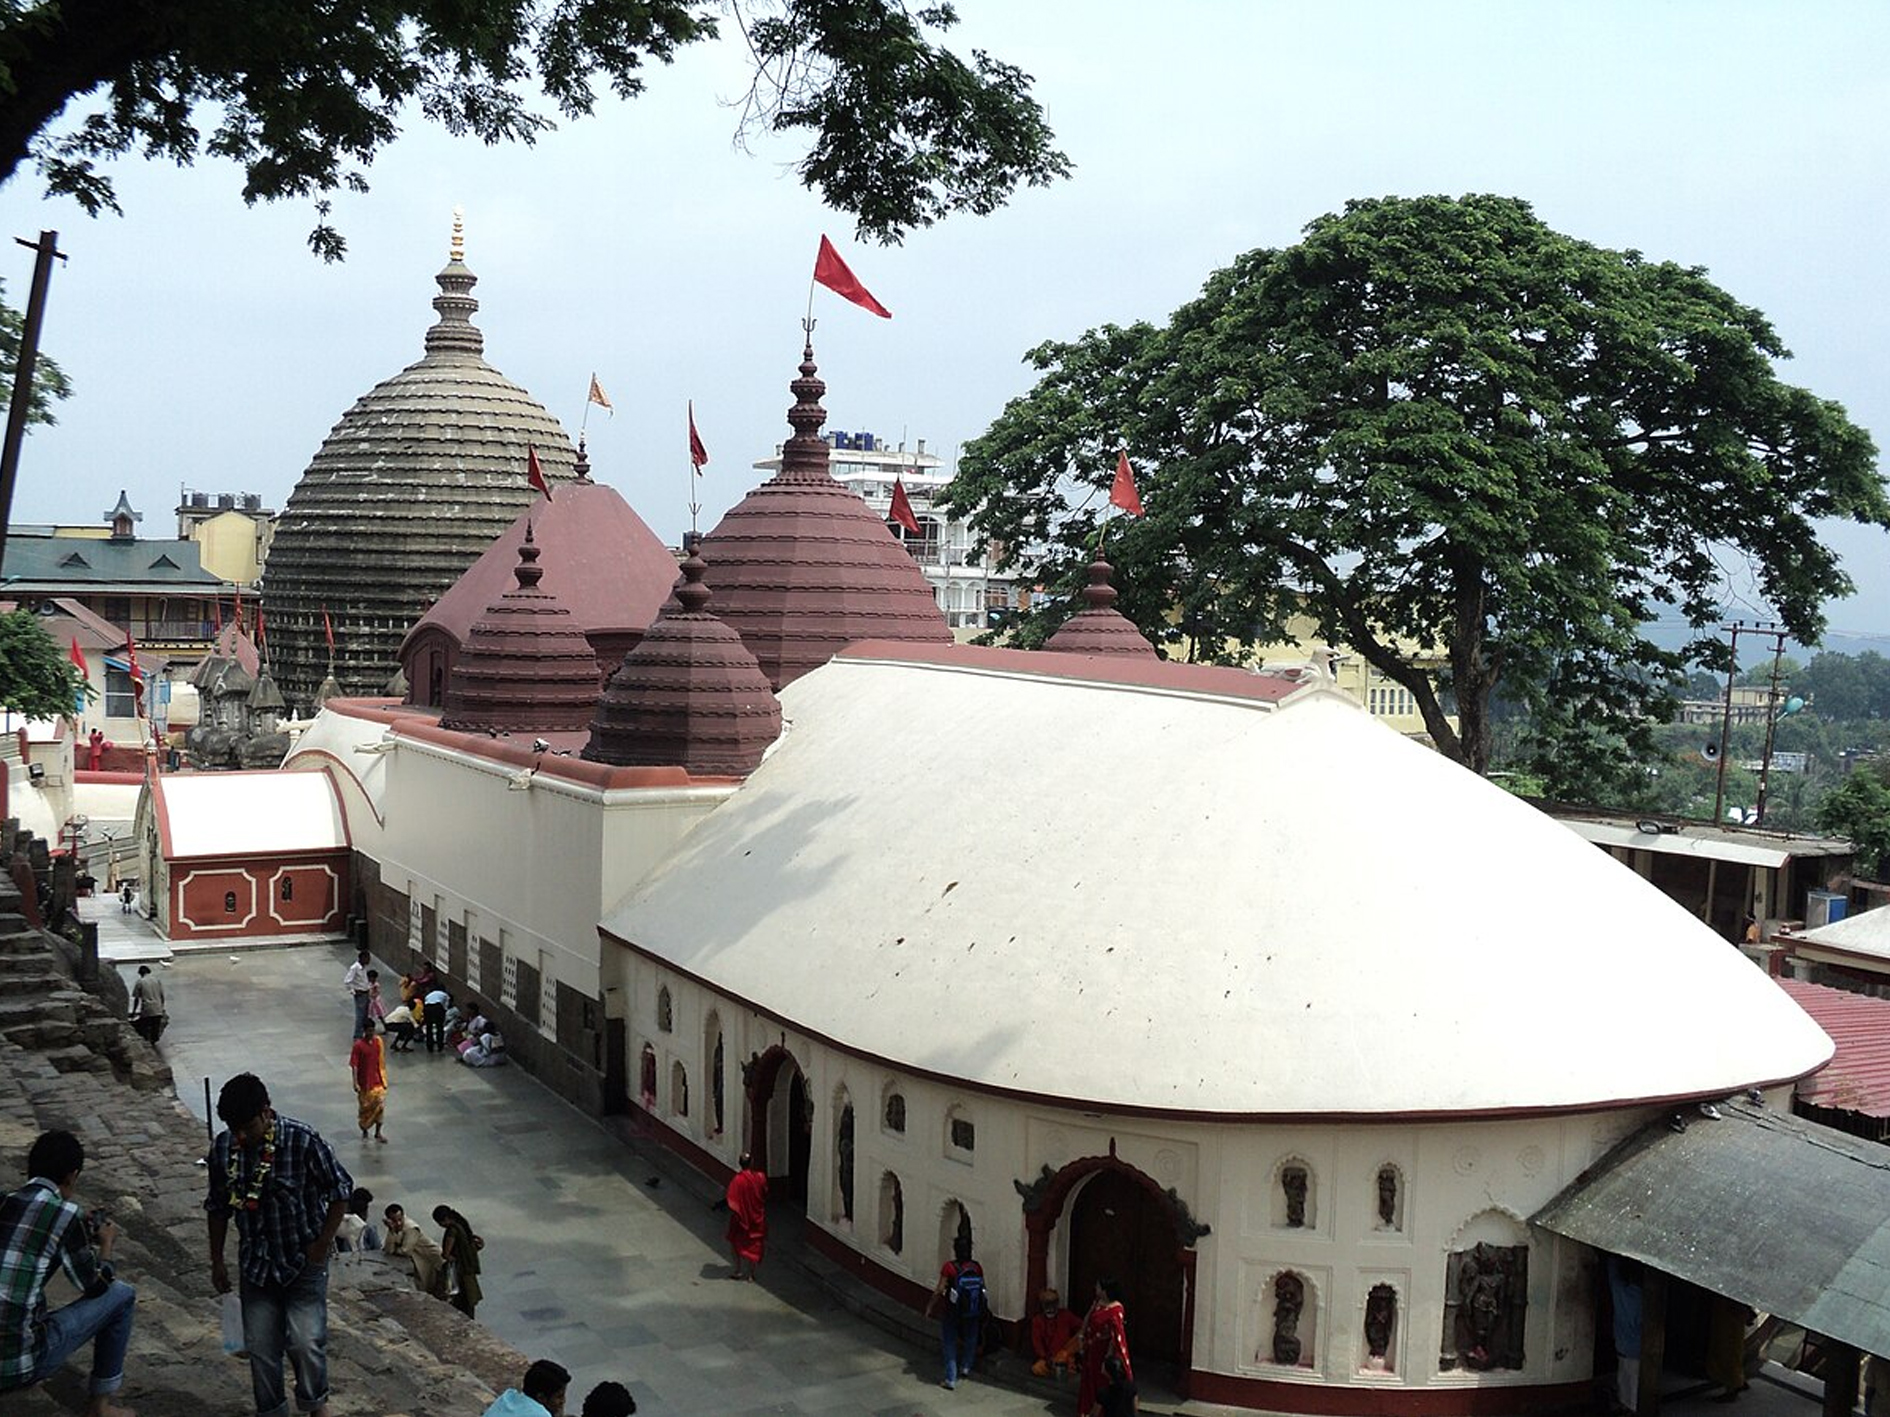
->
<box><xmin>450</xmin><ymin>205</ymin><xmax>465</xmax><ymax>262</ymax></box>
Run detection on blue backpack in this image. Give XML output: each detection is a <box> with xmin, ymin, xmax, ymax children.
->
<box><xmin>951</xmin><ymin>1261</ymin><xmax>986</xmax><ymax>1317</ymax></box>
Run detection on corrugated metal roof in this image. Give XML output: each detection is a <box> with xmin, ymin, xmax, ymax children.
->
<box><xmin>1777</xmin><ymin>978</ymin><xmax>1890</xmax><ymax>1117</ymax></box>
<box><xmin>1794</xmin><ymin>904</ymin><xmax>1890</xmax><ymax>960</ymax></box>
<box><xmin>1533</xmin><ymin>1099</ymin><xmax>1890</xmax><ymax>1355</ymax></box>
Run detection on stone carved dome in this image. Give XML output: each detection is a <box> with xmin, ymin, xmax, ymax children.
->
<box><xmin>583</xmin><ymin>550</ymin><xmax>782</xmax><ymax>777</ymax></box>
<box><xmin>698</xmin><ymin>339</ymin><xmax>949</xmax><ymax>690</ymax></box>
<box><xmin>263</xmin><ymin>220</ymin><xmax>578</xmax><ymax>710</ymax></box>
<box><xmin>439</xmin><ymin>524</ymin><xmax>601</xmax><ymax>735</ymax></box>
<box><xmin>1043</xmin><ymin>557</ymin><xmax>1158</xmax><ymax>658</ymax></box>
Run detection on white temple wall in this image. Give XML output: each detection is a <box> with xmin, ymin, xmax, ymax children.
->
<box><xmin>614</xmin><ymin>948</ymin><xmax>1662</xmax><ymax>1405</ymax></box>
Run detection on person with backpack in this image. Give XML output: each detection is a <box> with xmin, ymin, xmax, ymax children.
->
<box><xmin>924</xmin><ymin>1235</ymin><xmax>985</xmax><ymax>1390</ymax></box>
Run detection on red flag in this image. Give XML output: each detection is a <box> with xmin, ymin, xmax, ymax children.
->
<box><xmin>813</xmin><ymin>235</ymin><xmax>892</xmax><ymax>319</ymax></box>
<box><xmin>68</xmin><ymin>637</ymin><xmax>88</xmax><ymax>680</ymax></box>
<box><xmin>1110</xmin><ymin>449</ymin><xmax>1144</xmax><ymax>517</ymax></box>
<box><xmin>527</xmin><ymin>445</ymin><xmax>553</xmax><ymax>500</ymax></box>
<box><xmin>688</xmin><ymin>402</ymin><xmax>709</xmax><ymax>472</ymax></box>
<box><xmin>323</xmin><ymin>607</ymin><xmax>336</xmax><ymax>658</ymax></box>
<box><xmin>125</xmin><ymin>634</ymin><xmax>145</xmax><ymax>718</ymax></box>
<box><xmin>889</xmin><ymin>477</ymin><xmax>921</xmax><ymax>535</ymax></box>
<box><xmin>256</xmin><ymin>606</ymin><xmax>266</xmax><ymax>651</ymax></box>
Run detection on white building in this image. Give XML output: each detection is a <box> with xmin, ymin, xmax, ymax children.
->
<box><xmin>755</xmin><ymin>430</ymin><xmax>1020</xmax><ymax>631</ymax></box>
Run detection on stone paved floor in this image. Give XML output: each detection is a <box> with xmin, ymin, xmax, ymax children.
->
<box><xmin>127</xmin><ymin>938</ymin><xmax>1067</xmax><ymax>1417</ymax></box>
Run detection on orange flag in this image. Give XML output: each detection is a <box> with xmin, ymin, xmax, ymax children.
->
<box><xmin>527</xmin><ymin>445</ymin><xmax>553</xmax><ymax>500</ymax></box>
<box><xmin>1109</xmin><ymin>450</ymin><xmax>1144</xmax><ymax>517</ymax></box>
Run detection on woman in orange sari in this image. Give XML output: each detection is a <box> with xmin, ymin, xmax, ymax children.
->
<box><xmin>349</xmin><ymin>1017</ymin><xmax>388</xmax><ymax>1141</ymax></box>
<box><xmin>724</xmin><ymin>1152</ymin><xmax>769</xmax><ymax>1280</ymax></box>
<box><xmin>1077</xmin><ymin>1279</ymin><xmax>1132</xmax><ymax>1417</ymax></box>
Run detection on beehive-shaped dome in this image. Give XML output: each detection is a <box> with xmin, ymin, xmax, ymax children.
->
<box><xmin>583</xmin><ymin>550</ymin><xmax>782</xmax><ymax>777</ymax></box>
<box><xmin>439</xmin><ymin>525</ymin><xmax>601</xmax><ymax>735</ymax></box>
<box><xmin>263</xmin><ymin>217</ymin><xmax>578</xmax><ymax>709</ymax></box>
<box><xmin>698</xmin><ymin>339</ymin><xmax>949</xmax><ymax>690</ymax></box>
<box><xmin>1043</xmin><ymin>557</ymin><xmax>1158</xmax><ymax>658</ymax></box>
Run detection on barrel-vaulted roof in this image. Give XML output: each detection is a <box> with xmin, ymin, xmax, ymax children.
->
<box><xmin>603</xmin><ymin>644</ymin><xmax>1831</xmax><ymax>1118</ymax></box>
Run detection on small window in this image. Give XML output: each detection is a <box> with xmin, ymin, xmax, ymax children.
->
<box><xmin>223</xmin><ymin>890</ymin><xmax>238</xmax><ymax>914</ymax></box>
<box><xmin>280</xmin><ymin>877</ymin><xmax>294</xmax><ymax>902</ymax></box>
<box><xmin>884</xmin><ymin>1090</ymin><xmax>906</xmax><ymax>1134</ymax></box>
<box><xmin>656</xmin><ymin>986</ymin><xmax>673</xmax><ymax>1033</ymax></box>
<box><xmin>670</xmin><ymin>1060</ymin><xmax>689</xmax><ymax>1117</ymax></box>
<box><xmin>879</xmin><ymin>1172</ymin><xmax>904</xmax><ymax>1253</ymax></box>
<box><xmin>947</xmin><ymin>1105</ymin><xmax>975</xmax><ymax>1153</ymax></box>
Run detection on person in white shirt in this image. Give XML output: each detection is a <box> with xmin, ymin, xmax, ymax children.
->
<box><xmin>340</xmin><ymin>951</ymin><xmax>371</xmax><ymax>1035</ymax></box>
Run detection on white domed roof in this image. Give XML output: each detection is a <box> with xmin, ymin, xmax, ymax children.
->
<box><xmin>603</xmin><ymin>644</ymin><xmax>1831</xmax><ymax>1117</ymax></box>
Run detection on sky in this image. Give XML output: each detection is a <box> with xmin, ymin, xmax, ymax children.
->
<box><xmin>4</xmin><ymin>1</ymin><xmax>1889</xmax><ymax>647</ymax></box>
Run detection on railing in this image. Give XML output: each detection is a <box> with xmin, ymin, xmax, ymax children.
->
<box><xmin>131</xmin><ymin>620</ymin><xmax>217</xmax><ymax>642</ymax></box>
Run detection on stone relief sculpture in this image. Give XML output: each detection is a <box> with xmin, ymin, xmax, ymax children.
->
<box><xmin>1363</xmin><ymin>1283</ymin><xmax>1396</xmax><ymax>1370</ymax></box>
<box><xmin>1440</xmin><ymin>1241</ymin><xmax>1528</xmax><ymax>1370</ymax></box>
<box><xmin>1375</xmin><ymin>1167</ymin><xmax>1399</xmax><ymax>1228</ymax></box>
<box><xmin>1272</xmin><ymin>1272</ymin><xmax>1306</xmax><ymax>1365</ymax></box>
<box><xmin>1281</xmin><ymin>1164</ymin><xmax>1309</xmax><ymax>1228</ymax></box>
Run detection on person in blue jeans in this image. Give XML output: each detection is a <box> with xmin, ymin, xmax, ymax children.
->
<box><xmin>0</xmin><ymin>1129</ymin><xmax>137</xmax><ymax>1417</ymax></box>
<box><xmin>924</xmin><ymin>1235</ymin><xmax>985</xmax><ymax>1391</ymax></box>
<box><xmin>206</xmin><ymin>1073</ymin><xmax>352</xmax><ymax>1417</ymax></box>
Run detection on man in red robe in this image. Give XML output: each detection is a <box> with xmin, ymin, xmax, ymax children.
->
<box><xmin>724</xmin><ymin>1153</ymin><xmax>768</xmax><ymax>1280</ymax></box>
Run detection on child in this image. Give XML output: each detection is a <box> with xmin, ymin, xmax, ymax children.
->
<box><xmin>367</xmin><ymin>968</ymin><xmax>387</xmax><ymax>1022</ymax></box>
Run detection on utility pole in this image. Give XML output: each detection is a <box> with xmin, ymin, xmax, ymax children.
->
<box><xmin>1711</xmin><ymin>621</ymin><xmax>1744</xmax><ymax>826</ymax></box>
<box><xmin>0</xmin><ymin>231</ymin><xmax>67</xmax><ymax>570</ymax></box>
<box><xmin>1753</xmin><ymin>626</ymin><xmax>1791</xmax><ymax>826</ymax></box>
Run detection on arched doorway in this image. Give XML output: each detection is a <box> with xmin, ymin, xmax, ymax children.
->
<box><xmin>1068</xmin><ymin>1168</ymin><xmax>1186</xmax><ymax>1367</ymax></box>
<box><xmin>743</xmin><ymin>1045</ymin><xmax>811</xmax><ymax>1210</ymax></box>
<box><xmin>1023</xmin><ymin>1150</ymin><xmax>1203</xmax><ymax>1389</ymax></box>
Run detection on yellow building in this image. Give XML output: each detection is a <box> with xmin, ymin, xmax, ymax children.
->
<box><xmin>175</xmin><ymin>490</ymin><xmax>274</xmax><ymax>587</ymax></box>
<box><xmin>1243</xmin><ymin>614</ymin><xmax>1459</xmax><ymax>740</ymax></box>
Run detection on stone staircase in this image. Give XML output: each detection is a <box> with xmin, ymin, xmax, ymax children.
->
<box><xmin>0</xmin><ymin>877</ymin><xmax>170</xmax><ymax>1092</ymax></box>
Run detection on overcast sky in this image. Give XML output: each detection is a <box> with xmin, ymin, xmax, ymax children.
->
<box><xmin>5</xmin><ymin>1</ymin><xmax>1888</xmax><ymax>645</ymax></box>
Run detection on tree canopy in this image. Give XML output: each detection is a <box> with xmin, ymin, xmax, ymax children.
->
<box><xmin>0</xmin><ymin>610</ymin><xmax>86</xmax><ymax>720</ymax></box>
<box><xmin>0</xmin><ymin>277</ymin><xmax>71</xmax><ymax>428</ymax></box>
<box><xmin>944</xmin><ymin>194</ymin><xmax>1889</xmax><ymax>783</ymax></box>
<box><xmin>0</xmin><ymin>0</ymin><xmax>1069</xmax><ymax>256</ymax></box>
<box><xmin>1817</xmin><ymin>764</ymin><xmax>1890</xmax><ymax>877</ymax></box>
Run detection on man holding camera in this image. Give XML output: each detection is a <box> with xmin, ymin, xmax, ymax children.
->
<box><xmin>0</xmin><ymin>1128</ymin><xmax>138</xmax><ymax>1416</ymax></box>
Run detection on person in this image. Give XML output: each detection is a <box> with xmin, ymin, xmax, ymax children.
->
<box><xmin>365</xmin><ymin>969</ymin><xmax>387</xmax><ymax>1023</ymax></box>
<box><xmin>459</xmin><ymin>1030</ymin><xmax>507</xmax><ymax>1067</ymax></box>
<box><xmin>348</xmin><ymin>1018</ymin><xmax>388</xmax><ymax>1142</ymax></box>
<box><xmin>422</xmin><ymin>983</ymin><xmax>451</xmax><ymax>1054</ymax></box>
<box><xmin>924</xmin><ymin>1234</ymin><xmax>985</xmax><ymax>1390</ymax></box>
<box><xmin>118</xmin><ymin>881</ymin><xmax>134</xmax><ymax>914</ymax></box>
<box><xmin>342</xmin><ymin>949</ymin><xmax>371</xmax><ymax>1035</ymax></box>
<box><xmin>581</xmin><ymin>1380</ymin><xmax>636</xmax><ymax>1417</ymax></box>
<box><xmin>87</xmin><ymin>728</ymin><xmax>106</xmax><ymax>772</ymax></box>
<box><xmin>1607</xmin><ymin>1255</ymin><xmax>1642</xmax><ymax>1413</ymax></box>
<box><xmin>432</xmin><ymin>1204</ymin><xmax>484</xmax><ymax>1317</ymax></box>
<box><xmin>724</xmin><ymin>1153</ymin><xmax>767</xmax><ymax>1280</ymax></box>
<box><xmin>481</xmin><ymin>1358</ymin><xmax>570</xmax><ymax>1416</ymax></box>
<box><xmin>128</xmin><ymin>966</ymin><xmax>166</xmax><ymax>1045</ymax></box>
<box><xmin>0</xmin><ymin>1129</ymin><xmax>137</xmax><ymax>1417</ymax></box>
<box><xmin>1029</xmin><ymin>1286</ymin><xmax>1081</xmax><ymax>1378</ymax></box>
<box><xmin>381</xmin><ymin>1204</ymin><xmax>443</xmax><ymax>1294</ymax></box>
<box><xmin>334</xmin><ymin>1188</ymin><xmax>379</xmax><ymax>1255</ymax></box>
<box><xmin>409</xmin><ymin>959</ymin><xmax>440</xmax><ymax>1002</ymax></box>
<box><xmin>205</xmin><ymin>1072</ymin><xmax>353</xmax><ymax>1417</ymax></box>
<box><xmin>384</xmin><ymin>1001</ymin><xmax>418</xmax><ymax>1052</ymax></box>
<box><xmin>1077</xmin><ymin>1279</ymin><xmax>1132</xmax><ymax>1417</ymax></box>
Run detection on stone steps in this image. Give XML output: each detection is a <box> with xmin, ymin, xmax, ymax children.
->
<box><xmin>0</xmin><ymin>971</ymin><xmax>68</xmax><ymax>997</ymax></box>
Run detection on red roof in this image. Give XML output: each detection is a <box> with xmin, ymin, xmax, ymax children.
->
<box><xmin>400</xmin><ymin>476</ymin><xmax>677</xmax><ymax>658</ymax></box>
<box><xmin>1777</xmin><ymin>977</ymin><xmax>1890</xmax><ymax>1117</ymax></box>
<box><xmin>1043</xmin><ymin>557</ymin><xmax>1158</xmax><ymax>659</ymax></box>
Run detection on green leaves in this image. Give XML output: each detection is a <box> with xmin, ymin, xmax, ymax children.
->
<box><xmin>4</xmin><ymin>0</ymin><xmax>1065</xmax><ymax>254</ymax></box>
<box><xmin>948</xmin><ymin>194</ymin><xmax>1888</xmax><ymax>782</ymax></box>
<box><xmin>0</xmin><ymin>610</ymin><xmax>87</xmax><ymax>721</ymax></box>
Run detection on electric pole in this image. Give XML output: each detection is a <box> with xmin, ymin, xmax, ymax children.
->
<box><xmin>0</xmin><ymin>230</ymin><xmax>67</xmax><ymax>570</ymax></box>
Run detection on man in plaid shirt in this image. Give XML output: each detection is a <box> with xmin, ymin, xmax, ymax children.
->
<box><xmin>0</xmin><ymin>1129</ymin><xmax>137</xmax><ymax>1416</ymax></box>
<box><xmin>205</xmin><ymin>1073</ymin><xmax>351</xmax><ymax>1417</ymax></box>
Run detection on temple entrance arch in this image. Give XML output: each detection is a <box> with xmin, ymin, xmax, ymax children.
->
<box><xmin>743</xmin><ymin>1045</ymin><xmax>811</xmax><ymax>1209</ymax></box>
<box><xmin>1020</xmin><ymin>1149</ymin><xmax>1205</xmax><ymax>1386</ymax></box>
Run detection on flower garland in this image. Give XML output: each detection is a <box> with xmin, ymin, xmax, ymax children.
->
<box><xmin>228</xmin><ymin>1117</ymin><xmax>277</xmax><ymax>1212</ymax></box>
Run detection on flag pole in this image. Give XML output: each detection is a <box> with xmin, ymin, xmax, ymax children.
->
<box><xmin>579</xmin><ymin>377</ymin><xmax>591</xmax><ymax>439</ymax></box>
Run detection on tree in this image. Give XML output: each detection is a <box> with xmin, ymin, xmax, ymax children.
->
<box><xmin>0</xmin><ymin>277</ymin><xmax>72</xmax><ymax>428</ymax></box>
<box><xmin>1817</xmin><ymin>764</ymin><xmax>1890</xmax><ymax>878</ymax></box>
<box><xmin>945</xmin><ymin>194</ymin><xmax>1889</xmax><ymax>782</ymax></box>
<box><xmin>0</xmin><ymin>610</ymin><xmax>86</xmax><ymax>719</ymax></box>
<box><xmin>0</xmin><ymin>0</ymin><xmax>1069</xmax><ymax>257</ymax></box>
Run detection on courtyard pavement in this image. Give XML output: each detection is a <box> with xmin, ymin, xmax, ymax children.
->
<box><xmin>96</xmin><ymin>907</ymin><xmax>1828</xmax><ymax>1417</ymax></box>
<box><xmin>115</xmin><ymin>931</ymin><xmax>1066</xmax><ymax>1417</ymax></box>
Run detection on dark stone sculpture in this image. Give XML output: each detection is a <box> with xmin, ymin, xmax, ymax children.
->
<box><xmin>1442</xmin><ymin>1241</ymin><xmax>1527</xmax><ymax>1371</ymax></box>
<box><xmin>1282</xmin><ymin>1164</ymin><xmax>1309</xmax><ymax>1227</ymax></box>
<box><xmin>1272</xmin><ymin>1273</ymin><xmax>1305</xmax><ymax>1365</ymax></box>
<box><xmin>1364</xmin><ymin>1283</ymin><xmax>1396</xmax><ymax>1366</ymax></box>
<box><xmin>1376</xmin><ymin>1166</ymin><xmax>1399</xmax><ymax>1228</ymax></box>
